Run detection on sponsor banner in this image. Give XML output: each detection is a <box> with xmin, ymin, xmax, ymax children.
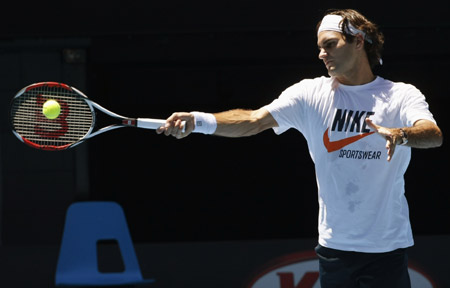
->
<box><xmin>246</xmin><ymin>250</ymin><xmax>436</xmax><ymax>288</ymax></box>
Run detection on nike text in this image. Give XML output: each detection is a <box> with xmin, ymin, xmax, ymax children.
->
<box><xmin>332</xmin><ymin>109</ymin><xmax>375</xmax><ymax>133</ymax></box>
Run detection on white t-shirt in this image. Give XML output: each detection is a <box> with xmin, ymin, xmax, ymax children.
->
<box><xmin>264</xmin><ymin>76</ymin><xmax>436</xmax><ymax>253</ymax></box>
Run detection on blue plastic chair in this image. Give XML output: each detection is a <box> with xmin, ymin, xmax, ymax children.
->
<box><xmin>55</xmin><ymin>201</ymin><xmax>154</xmax><ymax>286</ymax></box>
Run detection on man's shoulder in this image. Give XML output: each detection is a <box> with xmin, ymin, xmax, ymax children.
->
<box><xmin>375</xmin><ymin>76</ymin><xmax>419</xmax><ymax>91</ymax></box>
<box><xmin>287</xmin><ymin>76</ymin><xmax>333</xmax><ymax>91</ymax></box>
<box><xmin>303</xmin><ymin>75</ymin><xmax>333</xmax><ymax>85</ymax></box>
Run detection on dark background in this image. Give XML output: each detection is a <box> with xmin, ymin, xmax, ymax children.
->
<box><xmin>0</xmin><ymin>1</ymin><xmax>448</xmax><ymax>246</ymax></box>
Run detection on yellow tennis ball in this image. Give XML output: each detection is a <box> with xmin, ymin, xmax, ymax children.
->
<box><xmin>42</xmin><ymin>99</ymin><xmax>61</xmax><ymax>119</ymax></box>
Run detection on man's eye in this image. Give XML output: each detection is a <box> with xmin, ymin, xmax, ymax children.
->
<box><xmin>318</xmin><ymin>42</ymin><xmax>334</xmax><ymax>50</ymax></box>
<box><xmin>318</xmin><ymin>40</ymin><xmax>337</xmax><ymax>50</ymax></box>
<box><xmin>325</xmin><ymin>42</ymin><xmax>335</xmax><ymax>48</ymax></box>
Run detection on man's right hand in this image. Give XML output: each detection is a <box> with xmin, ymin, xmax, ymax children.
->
<box><xmin>156</xmin><ymin>112</ymin><xmax>195</xmax><ymax>139</ymax></box>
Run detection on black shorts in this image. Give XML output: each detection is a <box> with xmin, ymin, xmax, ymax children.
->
<box><xmin>315</xmin><ymin>244</ymin><xmax>411</xmax><ymax>288</ymax></box>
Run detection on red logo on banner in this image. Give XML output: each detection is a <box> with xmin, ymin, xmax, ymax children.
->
<box><xmin>245</xmin><ymin>251</ymin><xmax>437</xmax><ymax>288</ymax></box>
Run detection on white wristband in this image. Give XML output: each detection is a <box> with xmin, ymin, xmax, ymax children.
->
<box><xmin>191</xmin><ymin>111</ymin><xmax>217</xmax><ymax>134</ymax></box>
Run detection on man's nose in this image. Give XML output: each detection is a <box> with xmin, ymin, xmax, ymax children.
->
<box><xmin>318</xmin><ymin>48</ymin><xmax>327</xmax><ymax>60</ymax></box>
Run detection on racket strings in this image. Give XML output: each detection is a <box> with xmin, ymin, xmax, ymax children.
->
<box><xmin>11</xmin><ymin>85</ymin><xmax>94</xmax><ymax>147</ymax></box>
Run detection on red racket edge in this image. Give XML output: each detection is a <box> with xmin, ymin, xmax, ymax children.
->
<box><xmin>22</xmin><ymin>137</ymin><xmax>73</xmax><ymax>151</ymax></box>
<box><xmin>24</xmin><ymin>81</ymin><xmax>72</xmax><ymax>93</ymax></box>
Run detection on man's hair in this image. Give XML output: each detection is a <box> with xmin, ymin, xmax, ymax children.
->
<box><xmin>316</xmin><ymin>9</ymin><xmax>384</xmax><ymax>69</ymax></box>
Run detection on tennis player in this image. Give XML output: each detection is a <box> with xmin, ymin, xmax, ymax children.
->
<box><xmin>157</xmin><ymin>9</ymin><xmax>443</xmax><ymax>287</ymax></box>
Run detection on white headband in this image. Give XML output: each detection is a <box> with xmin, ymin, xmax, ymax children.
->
<box><xmin>318</xmin><ymin>14</ymin><xmax>372</xmax><ymax>44</ymax></box>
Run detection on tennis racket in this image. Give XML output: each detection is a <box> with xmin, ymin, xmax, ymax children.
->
<box><xmin>10</xmin><ymin>81</ymin><xmax>183</xmax><ymax>151</ymax></box>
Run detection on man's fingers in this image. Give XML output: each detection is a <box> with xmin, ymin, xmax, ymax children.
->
<box><xmin>365</xmin><ymin>118</ymin><xmax>378</xmax><ymax>131</ymax></box>
<box><xmin>163</xmin><ymin>121</ymin><xmax>174</xmax><ymax>136</ymax></box>
<box><xmin>386</xmin><ymin>136</ymin><xmax>396</xmax><ymax>162</ymax></box>
<box><xmin>156</xmin><ymin>112</ymin><xmax>193</xmax><ymax>139</ymax></box>
<box><xmin>368</xmin><ymin>118</ymin><xmax>398</xmax><ymax>162</ymax></box>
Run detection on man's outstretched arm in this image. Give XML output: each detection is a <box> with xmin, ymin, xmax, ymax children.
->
<box><xmin>157</xmin><ymin>108</ymin><xmax>278</xmax><ymax>139</ymax></box>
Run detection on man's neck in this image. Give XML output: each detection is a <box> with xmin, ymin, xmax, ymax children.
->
<box><xmin>335</xmin><ymin>58</ymin><xmax>375</xmax><ymax>86</ymax></box>
<box><xmin>336</xmin><ymin>70</ymin><xmax>375</xmax><ymax>86</ymax></box>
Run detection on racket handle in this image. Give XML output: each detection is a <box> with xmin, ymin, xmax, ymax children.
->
<box><xmin>137</xmin><ymin>118</ymin><xmax>186</xmax><ymax>132</ymax></box>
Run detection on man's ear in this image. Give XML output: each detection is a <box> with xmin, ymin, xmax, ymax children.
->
<box><xmin>355</xmin><ymin>34</ymin><xmax>365</xmax><ymax>50</ymax></box>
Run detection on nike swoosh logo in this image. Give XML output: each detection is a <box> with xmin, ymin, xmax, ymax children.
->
<box><xmin>323</xmin><ymin>128</ymin><xmax>375</xmax><ymax>152</ymax></box>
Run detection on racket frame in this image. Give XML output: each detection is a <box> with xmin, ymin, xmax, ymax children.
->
<box><xmin>10</xmin><ymin>82</ymin><xmax>173</xmax><ymax>151</ymax></box>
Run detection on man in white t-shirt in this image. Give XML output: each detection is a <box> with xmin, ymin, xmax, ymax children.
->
<box><xmin>157</xmin><ymin>9</ymin><xmax>443</xmax><ymax>288</ymax></box>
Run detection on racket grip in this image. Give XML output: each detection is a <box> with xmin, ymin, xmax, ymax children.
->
<box><xmin>137</xmin><ymin>118</ymin><xmax>186</xmax><ymax>132</ymax></box>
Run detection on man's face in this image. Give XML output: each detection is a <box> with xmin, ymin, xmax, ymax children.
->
<box><xmin>317</xmin><ymin>31</ymin><xmax>357</xmax><ymax>78</ymax></box>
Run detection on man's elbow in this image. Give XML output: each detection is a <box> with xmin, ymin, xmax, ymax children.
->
<box><xmin>434</xmin><ymin>127</ymin><xmax>443</xmax><ymax>147</ymax></box>
<box><xmin>251</xmin><ymin>108</ymin><xmax>278</xmax><ymax>134</ymax></box>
